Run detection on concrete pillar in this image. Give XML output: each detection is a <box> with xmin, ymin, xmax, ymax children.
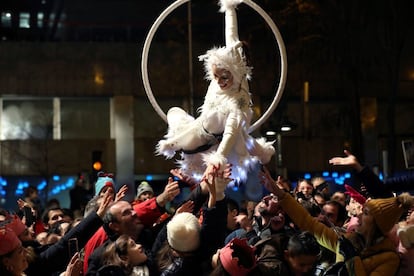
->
<box><xmin>110</xmin><ymin>96</ymin><xmax>135</xmax><ymax>201</ymax></box>
<box><xmin>53</xmin><ymin>98</ymin><xmax>61</xmax><ymax>140</ymax></box>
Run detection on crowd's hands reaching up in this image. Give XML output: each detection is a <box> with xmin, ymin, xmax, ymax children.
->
<box><xmin>170</xmin><ymin>168</ymin><xmax>198</xmax><ymax>188</ymax></box>
<box><xmin>202</xmin><ymin>163</ymin><xmax>233</xmax><ymax>202</ymax></box>
<box><xmin>176</xmin><ymin>200</ymin><xmax>195</xmax><ymax>215</ymax></box>
<box><xmin>96</xmin><ymin>190</ymin><xmax>113</xmax><ymax>219</ymax></box>
<box><xmin>115</xmin><ymin>184</ymin><xmax>128</xmax><ymax>202</ymax></box>
<box><xmin>17</xmin><ymin>198</ymin><xmax>36</xmax><ymax>227</ymax></box>
<box><xmin>259</xmin><ymin>166</ymin><xmax>286</xmax><ymax>199</ymax></box>
<box><xmin>329</xmin><ymin>150</ymin><xmax>363</xmax><ymax>172</ymax></box>
<box><xmin>64</xmin><ymin>252</ymin><xmax>83</xmax><ymax>276</ymax></box>
<box><xmin>156</xmin><ymin>177</ymin><xmax>181</xmax><ymax>207</ymax></box>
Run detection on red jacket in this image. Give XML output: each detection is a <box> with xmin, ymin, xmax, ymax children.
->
<box><xmin>83</xmin><ymin>197</ymin><xmax>164</xmax><ymax>273</ymax></box>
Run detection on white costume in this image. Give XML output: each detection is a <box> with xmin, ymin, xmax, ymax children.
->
<box><xmin>157</xmin><ymin>0</ymin><xmax>275</xmax><ymax>183</ymax></box>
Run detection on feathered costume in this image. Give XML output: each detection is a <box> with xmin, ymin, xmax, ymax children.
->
<box><xmin>156</xmin><ymin>0</ymin><xmax>275</xmax><ymax>183</ymax></box>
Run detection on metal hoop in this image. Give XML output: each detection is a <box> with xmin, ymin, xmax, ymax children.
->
<box><xmin>141</xmin><ymin>0</ymin><xmax>287</xmax><ymax>133</ymax></box>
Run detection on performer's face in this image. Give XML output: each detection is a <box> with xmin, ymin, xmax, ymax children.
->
<box><xmin>212</xmin><ymin>65</ymin><xmax>233</xmax><ymax>90</ymax></box>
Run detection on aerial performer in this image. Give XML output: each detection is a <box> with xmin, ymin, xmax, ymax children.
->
<box><xmin>156</xmin><ymin>0</ymin><xmax>275</xmax><ymax>184</ymax></box>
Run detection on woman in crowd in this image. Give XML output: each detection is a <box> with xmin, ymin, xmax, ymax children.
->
<box><xmin>97</xmin><ymin>234</ymin><xmax>149</xmax><ymax>276</ymax></box>
<box><xmin>260</xmin><ymin>166</ymin><xmax>414</xmax><ymax>275</ymax></box>
<box><xmin>0</xmin><ymin>226</ymin><xmax>28</xmax><ymax>276</ymax></box>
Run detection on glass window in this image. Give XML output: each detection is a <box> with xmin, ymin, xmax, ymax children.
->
<box><xmin>37</xmin><ymin>12</ymin><xmax>44</xmax><ymax>28</ymax></box>
<box><xmin>19</xmin><ymin>12</ymin><xmax>30</xmax><ymax>28</ymax></box>
<box><xmin>1</xmin><ymin>12</ymin><xmax>12</xmax><ymax>28</ymax></box>
<box><xmin>1</xmin><ymin>99</ymin><xmax>53</xmax><ymax>140</ymax></box>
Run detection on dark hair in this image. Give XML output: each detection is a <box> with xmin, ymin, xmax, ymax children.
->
<box><xmin>102</xmin><ymin>202</ymin><xmax>118</xmax><ymax>224</ymax></box>
<box><xmin>227</xmin><ymin>197</ymin><xmax>239</xmax><ymax>213</ymax></box>
<box><xmin>287</xmin><ymin>231</ymin><xmax>320</xmax><ymax>258</ymax></box>
<box><xmin>210</xmin><ymin>257</ymin><xmax>231</xmax><ymax>276</ymax></box>
<box><xmin>24</xmin><ymin>186</ymin><xmax>38</xmax><ymax>198</ymax></box>
<box><xmin>101</xmin><ymin>235</ymin><xmax>133</xmax><ymax>275</ymax></box>
<box><xmin>41</xmin><ymin>206</ymin><xmax>62</xmax><ymax>225</ymax></box>
<box><xmin>324</xmin><ymin>200</ymin><xmax>347</xmax><ymax>225</ymax></box>
<box><xmin>299</xmin><ymin>200</ymin><xmax>321</xmax><ymax>217</ymax></box>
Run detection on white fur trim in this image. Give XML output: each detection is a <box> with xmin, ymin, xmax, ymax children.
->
<box><xmin>219</xmin><ymin>0</ymin><xmax>244</xmax><ymax>13</ymax></box>
<box><xmin>198</xmin><ymin>46</ymin><xmax>252</xmax><ymax>85</ymax></box>
<box><xmin>155</xmin><ymin>140</ymin><xmax>176</xmax><ymax>159</ymax></box>
<box><xmin>202</xmin><ymin>151</ymin><xmax>228</xmax><ymax>167</ymax></box>
<box><xmin>255</xmin><ymin>137</ymin><xmax>275</xmax><ymax>164</ymax></box>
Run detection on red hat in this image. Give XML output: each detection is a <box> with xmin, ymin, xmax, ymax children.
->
<box><xmin>345</xmin><ymin>184</ymin><xmax>366</xmax><ymax>205</ymax></box>
<box><xmin>0</xmin><ymin>227</ymin><xmax>22</xmax><ymax>256</ymax></box>
<box><xmin>7</xmin><ymin>214</ymin><xmax>26</xmax><ymax>237</ymax></box>
<box><xmin>219</xmin><ymin>238</ymin><xmax>257</xmax><ymax>276</ymax></box>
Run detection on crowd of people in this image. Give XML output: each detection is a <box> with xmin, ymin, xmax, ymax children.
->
<box><xmin>1</xmin><ymin>150</ymin><xmax>413</xmax><ymax>276</ymax></box>
<box><xmin>1</xmin><ymin>0</ymin><xmax>414</xmax><ymax>274</ymax></box>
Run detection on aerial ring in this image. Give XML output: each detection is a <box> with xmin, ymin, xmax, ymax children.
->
<box><xmin>141</xmin><ymin>0</ymin><xmax>287</xmax><ymax>133</ymax></box>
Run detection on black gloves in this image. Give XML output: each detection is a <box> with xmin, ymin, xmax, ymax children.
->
<box><xmin>338</xmin><ymin>236</ymin><xmax>357</xmax><ymax>261</ymax></box>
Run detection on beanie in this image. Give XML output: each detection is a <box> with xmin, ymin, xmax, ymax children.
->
<box><xmin>219</xmin><ymin>238</ymin><xmax>257</xmax><ymax>276</ymax></box>
<box><xmin>0</xmin><ymin>227</ymin><xmax>22</xmax><ymax>256</ymax></box>
<box><xmin>95</xmin><ymin>172</ymin><xmax>115</xmax><ymax>196</ymax></box>
<box><xmin>167</xmin><ymin>212</ymin><xmax>200</xmax><ymax>253</ymax></box>
<box><xmin>366</xmin><ymin>193</ymin><xmax>414</xmax><ymax>235</ymax></box>
<box><xmin>136</xmin><ymin>181</ymin><xmax>154</xmax><ymax>198</ymax></box>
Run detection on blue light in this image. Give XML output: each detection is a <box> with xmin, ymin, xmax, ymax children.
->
<box><xmin>331</xmin><ymin>172</ymin><xmax>338</xmax><ymax>178</ymax></box>
<box><xmin>53</xmin><ymin>175</ymin><xmax>60</xmax><ymax>181</ymax></box>
<box><xmin>322</xmin><ymin>171</ymin><xmax>329</xmax><ymax>177</ymax></box>
<box><xmin>38</xmin><ymin>181</ymin><xmax>47</xmax><ymax>190</ymax></box>
<box><xmin>146</xmin><ymin>175</ymin><xmax>153</xmax><ymax>181</ymax></box>
<box><xmin>304</xmin><ymin>173</ymin><xmax>311</xmax><ymax>180</ymax></box>
<box><xmin>0</xmin><ymin>190</ymin><xmax>5</xmax><ymax>196</ymax></box>
<box><xmin>232</xmin><ymin>185</ymin><xmax>239</xmax><ymax>191</ymax></box>
<box><xmin>335</xmin><ymin>178</ymin><xmax>344</xmax><ymax>185</ymax></box>
<box><xmin>344</xmin><ymin>172</ymin><xmax>351</xmax><ymax>178</ymax></box>
<box><xmin>379</xmin><ymin>172</ymin><xmax>383</xmax><ymax>181</ymax></box>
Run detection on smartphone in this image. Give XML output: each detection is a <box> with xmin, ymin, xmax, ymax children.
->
<box><xmin>68</xmin><ymin>238</ymin><xmax>79</xmax><ymax>257</ymax></box>
<box><xmin>23</xmin><ymin>206</ymin><xmax>36</xmax><ymax>227</ymax></box>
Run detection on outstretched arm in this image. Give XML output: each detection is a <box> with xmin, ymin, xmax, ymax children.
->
<box><xmin>329</xmin><ymin>150</ymin><xmax>363</xmax><ymax>172</ymax></box>
<box><xmin>329</xmin><ymin>150</ymin><xmax>393</xmax><ymax>198</ymax></box>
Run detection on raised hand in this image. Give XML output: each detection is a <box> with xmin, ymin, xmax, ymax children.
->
<box><xmin>96</xmin><ymin>191</ymin><xmax>113</xmax><ymax>219</ymax></box>
<box><xmin>170</xmin><ymin>168</ymin><xmax>197</xmax><ymax>187</ymax></box>
<box><xmin>176</xmin><ymin>200</ymin><xmax>195</xmax><ymax>214</ymax></box>
<box><xmin>115</xmin><ymin>184</ymin><xmax>128</xmax><ymax>202</ymax></box>
<box><xmin>329</xmin><ymin>150</ymin><xmax>363</xmax><ymax>172</ymax></box>
<box><xmin>157</xmin><ymin>177</ymin><xmax>180</xmax><ymax>207</ymax></box>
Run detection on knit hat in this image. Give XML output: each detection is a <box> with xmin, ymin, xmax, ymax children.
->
<box><xmin>0</xmin><ymin>227</ymin><xmax>22</xmax><ymax>256</ymax></box>
<box><xmin>136</xmin><ymin>181</ymin><xmax>154</xmax><ymax>198</ymax></box>
<box><xmin>95</xmin><ymin>171</ymin><xmax>115</xmax><ymax>196</ymax></box>
<box><xmin>219</xmin><ymin>238</ymin><xmax>257</xmax><ymax>276</ymax></box>
<box><xmin>366</xmin><ymin>193</ymin><xmax>414</xmax><ymax>235</ymax></box>
<box><xmin>167</xmin><ymin>212</ymin><xmax>200</xmax><ymax>253</ymax></box>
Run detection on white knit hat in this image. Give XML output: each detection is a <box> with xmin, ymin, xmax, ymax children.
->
<box><xmin>167</xmin><ymin>212</ymin><xmax>201</xmax><ymax>253</ymax></box>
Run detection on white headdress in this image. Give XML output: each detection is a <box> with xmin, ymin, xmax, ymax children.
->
<box><xmin>198</xmin><ymin>42</ymin><xmax>252</xmax><ymax>86</ymax></box>
<box><xmin>198</xmin><ymin>0</ymin><xmax>252</xmax><ymax>86</ymax></box>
